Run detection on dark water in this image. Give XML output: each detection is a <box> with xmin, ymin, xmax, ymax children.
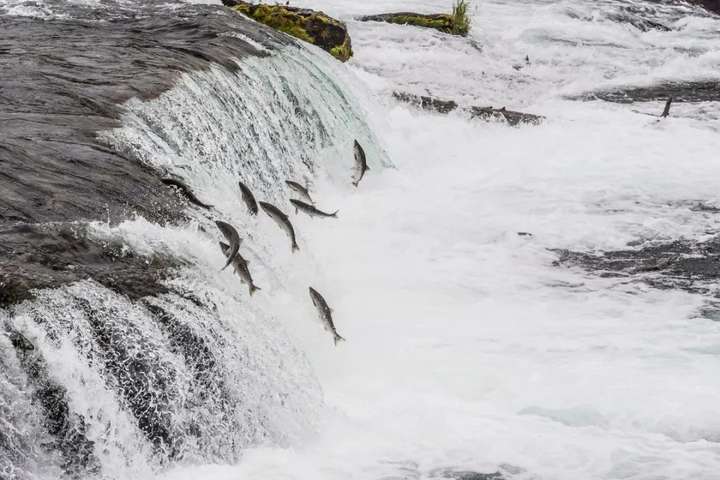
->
<box><xmin>0</xmin><ymin>1</ymin><xmax>289</xmax><ymax>303</ymax></box>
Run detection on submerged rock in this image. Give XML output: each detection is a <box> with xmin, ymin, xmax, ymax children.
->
<box><xmin>569</xmin><ymin>80</ymin><xmax>720</xmax><ymax>103</ymax></box>
<box><xmin>553</xmin><ymin>234</ymin><xmax>720</xmax><ymax>295</ymax></box>
<box><xmin>392</xmin><ymin>91</ymin><xmax>459</xmax><ymax>114</ymax></box>
<box><xmin>358</xmin><ymin>12</ymin><xmax>457</xmax><ymax>34</ymax></box>
<box><xmin>358</xmin><ymin>1</ymin><xmax>470</xmax><ymax>36</ymax></box>
<box><xmin>393</xmin><ymin>91</ymin><xmax>544</xmax><ymax>126</ymax></box>
<box><xmin>225</xmin><ymin>0</ymin><xmax>353</xmax><ymax>61</ymax></box>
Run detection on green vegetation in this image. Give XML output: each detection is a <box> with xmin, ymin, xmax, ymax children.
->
<box><xmin>231</xmin><ymin>2</ymin><xmax>353</xmax><ymax>62</ymax></box>
<box><xmin>450</xmin><ymin>0</ymin><xmax>471</xmax><ymax>36</ymax></box>
<box><xmin>357</xmin><ymin>1</ymin><xmax>471</xmax><ymax>37</ymax></box>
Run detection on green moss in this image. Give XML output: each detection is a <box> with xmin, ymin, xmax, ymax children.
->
<box><xmin>358</xmin><ymin>2</ymin><xmax>471</xmax><ymax>36</ymax></box>
<box><xmin>381</xmin><ymin>14</ymin><xmax>453</xmax><ymax>32</ymax></box>
<box><xmin>230</xmin><ymin>2</ymin><xmax>352</xmax><ymax>61</ymax></box>
<box><xmin>330</xmin><ymin>40</ymin><xmax>351</xmax><ymax>61</ymax></box>
<box><xmin>451</xmin><ymin>0</ymin><xmax>471</xmax><ymax>36</ymax></box>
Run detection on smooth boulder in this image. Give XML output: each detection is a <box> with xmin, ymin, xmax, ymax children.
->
<box><xmin>225</xmin><ymin>0</ymin><xmax>353</xmax><ymax>61</ymax></box>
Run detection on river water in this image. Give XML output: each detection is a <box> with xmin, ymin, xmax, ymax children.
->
<box><xmin>2</xmin><ymin>0</ymin><xmax>720</xmax><ymax>479</ymax></box>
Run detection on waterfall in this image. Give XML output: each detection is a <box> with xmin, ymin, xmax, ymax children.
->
<box><xmin>1</xmin><ymin>33</ymin><xmax>387</xmax><ymax>479</ymax></box>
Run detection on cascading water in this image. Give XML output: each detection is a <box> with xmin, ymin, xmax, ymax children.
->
<box><xmin>0</xmin><ymin>3</ymin><xmax>386</xmax><ymax>478</ymax></box>
<box><xmin>4</xmin><ymin>0</ymin><xmax>720</xmax><ymax>479</ymax></box>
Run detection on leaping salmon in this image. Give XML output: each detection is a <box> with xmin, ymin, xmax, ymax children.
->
<box><xmin>215</xmin><ymin>220</ymin><xmax>241</xmax><ymax>271</ymax></box>
<box><xmin>352</xmin><ymin>140</ymin><xmax>369</xmax><ymax>187</ymax></box>
<box><xmin>285</xmin><ymin>180</ymin><xmax>314</xmax><ymax>204</ymax></box>
<box><xmin>259</xmin><ymin>201</ymin><xmax>299</xmax><ymax>252</ymax></box>
<box><xmin>219</xmin><ymin>241</ymin><xmax>261</xmax><ymax>295</ymax></box>
<box><xmin>161</xmin><ymin>177</ymin><xmax>213</xmax><ymax>210</ymax></box>
<box><xmin>308</xmin><ymin>287</ymin><xmax>345</xmax><ymax>346</ymax></box>
<box><xmin>238</xmin><ymin>180</ymin><xmax>259</xmax><ymax>216</ymax></box>
<box><xmin>290</xmin><ymin>199</ymin><xmax>338</xmax><ymax>219</ymax></box>
<box><xmin>660</xmin><ymin>97</ymin><xmax>672</xmax><ymax>118</ymax></box>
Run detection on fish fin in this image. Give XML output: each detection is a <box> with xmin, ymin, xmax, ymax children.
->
<box><xmin>333</xmin><ymin>333</ymin><xmax>346</xmax><ymax>346</ymax></box>
<box><xmin>221</xmin><ymin>249</ymin><xmax>238</xmax><ymax>271</ymax></box>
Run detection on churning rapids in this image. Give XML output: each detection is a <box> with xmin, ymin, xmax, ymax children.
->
<box><xmin>1</xmin><ymin>0</ymin><xmax>720</xmax><ymax>479</ymax></box>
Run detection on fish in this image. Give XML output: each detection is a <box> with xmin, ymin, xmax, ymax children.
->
<box><xmin>290</xmin><ymin>199</ymin><xmax>338</xmax><ymax>219</ymax></box>
<box><xmin>285</xmin><ymin>180</ymin><xmax>313</xmax><ymax>204</ymax></box>
<box><xmin>259</xmin><ymin>201</ymin><xmax>299</xmax><ymax>252</ymax></box>
<box><xmin>352</xmin><ymin>140</ymin><xmax>370</xmax><ymax>187</ymax></box>
<box><xmin>219</xmin><ymin>241</ymin><xmax>261</xmax><ymax>295</ymax></box>
<box><xmin>238</xmin><ymin>180</ymin><xmax>258</xmax><ymax>216</ymax></box>
<box><xmin>308</xmin><ymin>287</ymin><xmax>345</xmax><ymax>346</ymax></box>
<box><xmin>161</xmin><ymin>177</ymin><xmax>213</xmax><ymax>210</ymax></box>
<box><xmin>660</xmin><ymin>97</ymin><xmax>672</xmax><ymax>118</ymax></box>
<box><xmin>215</xmin><ymin>220</ymin><xmax>241</xmax><ymax>270</ymax></box>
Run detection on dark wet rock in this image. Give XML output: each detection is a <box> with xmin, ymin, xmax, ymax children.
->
<box><xmin>433</xmin><ymin>469</ymin><xmax>504</xmax><ymax>480</ymax></box>
<box><xmin>0</xmin><ymin>223</ymin><xmax>183</xmax><ymax>307</ymax></box>
<box><xmin>469</xmin><ymin>106</ymin><xmax>544</xmax><ymax>126</ymax></box>
<box><xmin>225</xmin><ymin>0</ymin><xmax>353</xmax><ymax>61</ymax></box>
<box><xmin>0</xmin><ymin>3</ymin><xmax>288</xmax><ymax>307</ymax></box>
<box><xmin>359</xmin><ymin>12</ymin><xmax>457</xmax><ymax>34</ymax></box>
<box><xmin>569</xmin><ymin>81</ymin><xmax>720</xmax><ymax>103</ymax></box>
<box><xmin>553</xmin><ymin>236</ymin><xmax>720</xmax><ymax>294</ymax></box>
<box><xmin>392</xmin><ymin>91</ymin><xmax>459</xmax><ymax>114</ymax></box>
<box><xmin>605</xmin><ymin>12</ymin><xmax>670</xmax><ymax>31</ymax></box>
<box><xmin>688</xmin><ymin>0</ymin><xmax>720</xmax><ymax>15</ymax></box>
<box><xmin>358</xmin><ymin>2</ymin><xmax>470</xmax><ymax>37</ymax></box>
<box><xmin>393</xmin><ymin>91</ymin><xmax>544</xmax><ymax>126</ymax></box>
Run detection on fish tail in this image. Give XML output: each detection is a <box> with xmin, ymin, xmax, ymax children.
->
<box><xmin>333</xmin><ymin>333</ymin><xmax>346</xmax><ymax>346</ymax></box>
<box><xmin>331</xmin><ymin>210</ymin><xmax>339</xmax><ymax>218</ymax></box>
<box><xmin>250</xmin><ymin>285</ymin><xmax>261</xmax><ymax>295</ymax></box>
<box><xmin>292</xmin><ymin>242</ymin><xmax>300</xmax><ymax>252</ymax></box>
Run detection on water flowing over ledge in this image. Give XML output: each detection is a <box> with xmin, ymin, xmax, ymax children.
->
<box><xmin>0</xmin><ymin>1</ymin><xmax>386</xmax><ymax>477</ymax></box>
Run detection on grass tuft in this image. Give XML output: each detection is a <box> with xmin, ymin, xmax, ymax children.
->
<box><xmin>451</xmin><ymin>0</ymin><xmax>471</xmax><ymax>36</ymax></box>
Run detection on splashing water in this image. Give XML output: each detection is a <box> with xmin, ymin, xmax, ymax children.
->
<box><xmin>3</xmin><ymin>0</ymin><xmax>720</xmax><ymax>479</ymax></box>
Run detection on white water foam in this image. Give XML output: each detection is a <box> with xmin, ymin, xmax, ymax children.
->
<box><xmin>155</xmin><ymin>0</ymin><xmax>720</xmax><ymax>479</ymax></box>
<box><xmin>5</xmin><ymin>0</ymin><xmax>720</xmax><ymax>478</ymax></box>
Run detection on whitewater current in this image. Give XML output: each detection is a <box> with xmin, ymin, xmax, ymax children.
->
<box><xmin>2</xmin><ymin>0</ymin><xmax>720</xmax><ymax>479</ymax></box>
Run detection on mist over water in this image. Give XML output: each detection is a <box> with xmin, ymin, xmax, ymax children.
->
<box><xmin>2</xmin><ymin>0</ymin><xmax>720</xmax><ymax>478</ymax></box>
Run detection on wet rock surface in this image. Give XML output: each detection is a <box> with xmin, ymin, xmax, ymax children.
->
<box><xmin>224</xmin><ymin>0</ymin><xmax>353</xmax><ymax>61</ymax></box>
<box><xmin>569</xmin><ymin>81</ymin><xmax>720</xmax><ymax>103</ymax></box>
<box><xmin>553</xmin><ymin>235</ymin><xmax>720</xmax><ymax>295</ymax></box>
<box><xmin>0</xmin><ymin>223</ymin><xmax>183</xmax><ymax>307</ymax></box>
<box><xmin>358</xmin><ymin>12</ymin><xmax>460</xmax><ymax>34</ymax></box>
<box><xmin>393</xmin><ymin>91</ymin><xmax>544</xmax><ymax>126</ymax></box>
<box><xmin>0</xmin><ymin>1</ymin><xmax>287</xmax><ymax>306</ymax></box>
<box><xmin>688</xmin><ymin>0</ymin><xmax>720</xmax><ymax>14</ymax></box>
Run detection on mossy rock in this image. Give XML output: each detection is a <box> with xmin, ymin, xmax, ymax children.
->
<box><xmin>226</xmin><ymin>1</ymin><xmax>353</xmax><ymax>62</ymax></box>
<box><xmin>358</xmin><ymin>12</ymin><xmax>468</xmax><ymax>36</ymax></box>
